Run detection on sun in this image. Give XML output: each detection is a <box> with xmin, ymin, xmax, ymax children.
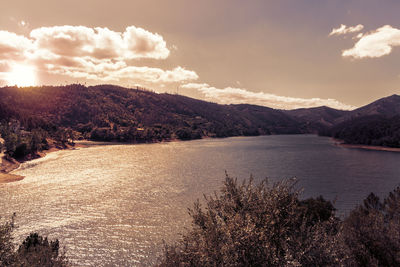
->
<box><xmin>6</xmin><ymin>64</ymin><xmax>37</xmax><ymax>87</ymax></box>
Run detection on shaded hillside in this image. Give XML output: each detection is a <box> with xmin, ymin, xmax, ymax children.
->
<box><xmin>284</xmin><ymin>106</ymin><xmax>349</xmax><ymax>133</ymax></box>
<box><xmin>0</xmin><ymin>84</ymin><xmax>302</xmax><ymax>152</ymax></box>
<box><xmin>2</xmin><ymin>84</ymin><xmax>399</xmax><ymax>152</ymax></box>
<box><xmin>322</xmin><ymin>115</ymin><xmax>400</xmax><ymax>147</ymax></box>
<box><xmin>335</xmin><ymin>94</ymin><xmax>400</xmax><ymax>124</ymax></box>
<box><xmin>320</xmin><ymin>94</ymin><xmax>400</xmax><ymax>147</ymax></box>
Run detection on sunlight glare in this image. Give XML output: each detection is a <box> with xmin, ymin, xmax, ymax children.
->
<box><xmin>6</xmin><ymin>64</ymin><xmax>37</xmax><ymax>87</ymax></box>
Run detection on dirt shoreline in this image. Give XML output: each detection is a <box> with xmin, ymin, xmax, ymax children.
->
<box><xmin>0</xmin><ymin>172</ymin><xmax>24</xmax><ymax>183</ymax></box>
<box><xmin>0</xmin><ymin>136</ymin><xmax>200</xmax><ymax>184</ymax></box>
<box><xmin>332</xmin><ymin>138</ymin><xmax>400</xmax><ymax>152</ymax></box>
<box><xmin>0</xmin><ymin>142</ymin><xmax>89</xmax><ymax>184</ymax></box>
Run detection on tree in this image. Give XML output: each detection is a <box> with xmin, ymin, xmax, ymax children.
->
<box><xmin>343</xmin><ymin>189</ymin><xmax>400</xmax><ymax>267</ymax></box>
<box><xmin>16</xmin><ymin>233</ymin><xmax>68</xmax><ymax>267</ymax></box>
<box><xmin>0</xmin><ymin>214</ymin><xmax>16</xmax><ymax>266</ymax></box>
<box><xmin>0</xmin><ymin>215</ymin><xmax>68</xmax><ymax>267</ymax></box>
<box><xmin>159</xmin><ymin>174</ymin><xmax>352</xmax><ymax>266</ymax></box>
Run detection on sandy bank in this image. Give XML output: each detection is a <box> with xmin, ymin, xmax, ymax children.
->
<box><xmin>332</xmin><ymin>139</ymin><xmax>400</xmax><ymax>152</ymax></box>
<box><xmin>0</xmin><ymin>141</ymin><xmax>90</xmax><ymax>183</ymax></box>
<box><xmin>0</xmin><ymin>154</ymin><xmax>20</xmax><ymax>173</ymax></box>
<box><xmin>0</xmin><ymin>172</ymin><xmax>24</xmax><ymax>184</ymax></box>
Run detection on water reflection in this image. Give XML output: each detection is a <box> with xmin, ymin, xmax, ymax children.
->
<box><xmin>1</xmin><ymin>135</ymin><xmax>400</xmax><ymax>266</ymax></box>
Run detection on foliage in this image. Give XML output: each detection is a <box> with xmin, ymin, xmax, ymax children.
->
<box><xmin>321</xmin><ymin>115</ymin><xmax>400</xmax><ymax>148</ymax></box>
<box><xmin>0</xmin><ymin>85</ymin><xmax>303</xmax><ymax>146</ymax></box>
<box><xmin>343</xmin><ymin>189</ymin><xmax>400</xmax><ymax>266</ymax></box>
<box><xmin>0</xmin><ymin>216</ymin><xmax>67</xmax><ymax>267</ymax></box>
<box><xmin>159</xmin><ymin>175</ymin><xmax>353</xmax><ymax>266</ymax></box>
<box><xmin>0</xmin><ymin>121</ymin><xmax>49</xmax><ymax>159</ymax></box>
<box><xmin>16</xmin><ymin>233</ymin><xmax>68</xmax><ymax>267</ymax></box>
<box><xmin>159</xmin><ymin>175</ymin><xmax>400</xmax><ymax>267</ymax></box>
<box><xmin>0</xmin><ymin>214</ymin><xmax>16</xmax><ymax>266</ymax></box>
<box><xmin>298</xmin><ymin>195</ymin><xmax>336</xmax><ymax>226</ymax></box>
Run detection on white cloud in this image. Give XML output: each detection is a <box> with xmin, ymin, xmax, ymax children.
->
<box><xmin>0</xmin><ymin>25</ymin><xmax>199</xmax><ymax>85</ymax></box>
<box><xmin>342</xmin><ymin>25</ymin><xmax>400</xmax><ymax>58</ymax></box>
<box><xmin>45</xmin><ymin>58</ymin><xmax>198</xmax><ymax>83</ymax></box>
<box><xmin>329</xmin><ymin>24</ymin><xmax>364</xmax><ymax>36</ymax></box>
<box><xmin>182</xmin><ymin>83</ymin><xmax>355</xmax><ymax>110</ymax></box>
<box><xmin>0</xmin><ymin>31</ymin><xmax>33</xmax><ymax>60</ymax></box>
<box><xmin>30</xmin><ymin>25</ymin><xmax>169</xmax><ymax>60</ymax></box>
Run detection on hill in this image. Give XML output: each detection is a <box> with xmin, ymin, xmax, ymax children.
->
<box><xmin>320</xmin><ymin>94</ymin><xmax>400</xmax><ymax>147</ymax></box>
<box><xmin>283</xmin><ymin>106</ymin><xmax>349</xmax><ymax>133</ymax></box>
<box><xmin>0</xmin><ymin>84</ymin><xmax>302</xmax><ymax>158</ymax></box>
<box><xmin>1</xmin><ymin>84</ymin><xmax>399</xmax><ymax>156</ymax></box>
<box><xmin>334</xmin><ymin>94</ymin><xmax>400</xmax><ymax>124</ymax></box>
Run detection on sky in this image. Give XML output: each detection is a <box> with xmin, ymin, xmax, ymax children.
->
<box><xmin>0</xmin><ymin>0</ymin><xmax>400</xmax><ymax>110</ymax></box>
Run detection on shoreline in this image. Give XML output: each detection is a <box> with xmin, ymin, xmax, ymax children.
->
<box><xmin>0</xmin><ymin>172</ymin><xmax>24</xmax><ymax>183</ymax></box>
<box><xmin>0</xmin><ymin>135</ymin><xmax>235</xmax><ymax>183</ymax></box>
<box><xmin>0</xmin><ymin>141</ymin><xmax>90</xmax><ymax>184</ymax></box>
<box><xmin>8</xmin><ymin>134</ymin><xmax>395</xmax><ymax>183</ymax></box>
<box><xmin>332</xmin><ymin>138</ymin><xmax>400</xmax><ymax>152</ymax></box>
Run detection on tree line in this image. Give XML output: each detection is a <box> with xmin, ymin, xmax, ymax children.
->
<box><xmin>320</xmin><ymin>114</ymin><xmax>400</xmax><ymax>148</ymax></box>
<box><xmin>0</xmin><ymin>84</ymin><xmax>303</xmax><ymax>159</ymax></box>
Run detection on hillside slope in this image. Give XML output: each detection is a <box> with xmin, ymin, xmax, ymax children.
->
<box><xmin>0</xmin><ymin>84</ymin><xmax>302</xmax><ymax>146</ymax></box>
<box><xmin>2</xmin><ymin>84</ymin><xmax>399</xmax><ymax>153</ymax></box>
<box><xmin>284</xmin><ymin>106</ymin><xmax>349</xmax><ymax>133</ymax></box>
<box><xmin>320</xmin><ymin>94</ymin><xmax>400</xmax><ymax>147</ymax></box>
<box><xmin>335</xmin><ymin>94</ymin><xmax>400</xmax><ymax>124</ymax></box>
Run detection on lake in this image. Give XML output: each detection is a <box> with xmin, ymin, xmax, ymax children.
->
<box><xmin>1</xmin><ymin>135</ymin><xmax>400</xmax><ymax>266</ymax></box>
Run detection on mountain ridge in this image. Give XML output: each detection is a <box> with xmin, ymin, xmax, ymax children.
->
<box><xmin>1</xmin><ymin>84</ymin><xmax>399</xmax><ymax>158</ymax></box>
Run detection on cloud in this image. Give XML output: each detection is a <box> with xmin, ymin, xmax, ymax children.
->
<box><xmin>0</xmin><ymin>25</ymin><xmax>199</xmax><ymax>85</ymax></box>
<box><xmin>50</xmin><ymin>64</ymin><xmax>198</xmax><ymax>83</ymax></box>
<box><xmin>342</xmin><ymin>25</ymin><xmax>400</xmax><ymax>58</ymax></box>
<box><xmin>0</xmin><ymin>31</ymin><xmax>33</xmax><ymax>60</ymax></box>
<box><xmin>182</xmin><ymin>83</ymin><xmax>355</xmax><ymax>110</ymax></box>
<box><xmin>30</xmin><ymin>25</ymin><xmax>169</xmax><ymax>60</ymax></box>
<box><xmin>329</xmin><ymin>24</ymin><xmax>364</xmax><ymax>36</ymax></box>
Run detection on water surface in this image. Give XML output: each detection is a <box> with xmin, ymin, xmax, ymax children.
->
<box><xmin>1</xmin><ymin>135</ymin><xmax>400</xmax><ymax>266</ymax></box>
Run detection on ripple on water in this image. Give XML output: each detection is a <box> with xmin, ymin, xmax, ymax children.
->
<box><xmin>1</xmin><ymin>135</ymin><xmax>400</xmax><ymax>266</ymax></box>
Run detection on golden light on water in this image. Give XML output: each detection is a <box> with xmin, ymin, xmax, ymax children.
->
<box><xmin>6</xmin><ymin>64</ymin><xmax>37</xmax><ymax>87</ymax></box>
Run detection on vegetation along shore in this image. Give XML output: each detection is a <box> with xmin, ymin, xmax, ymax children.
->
<box><xmin>1</xmin><ymin>84</ymin><xmax>400</xmax><ymax>175</ymax></box>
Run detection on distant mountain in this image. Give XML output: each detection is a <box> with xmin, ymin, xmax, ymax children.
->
<box><xmin>283</xmin><ymin>106</ymin><xmax>350</xmax><ymax>133</ymax></box>
<box><xmin>324</xmin><ymin>115</ymin><xmax>400</xmax><ymax>147</ymax></box>
<box><xmin>335</xmin><ymin>94</ymin><xmax>400</xmax><ymax>124</ymax></box>
<box><xmin>0</xmin><ymin>84</ymin><xmax>302</xmax><ymax>148</ymax></box>
<box><xmin>320</xmin><ymin>94</ymin><xmax>400</xmax><ymax>147</ymax></box>
<box><xmin>1</xmin><ymin>84</ymin><xmax>399</xmax><ymax>156</ymax></box>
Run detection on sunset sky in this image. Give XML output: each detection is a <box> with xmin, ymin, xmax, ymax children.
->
<box><xmin>1</xmin><ymin>0</ymin><xmax>400</xmax><ymax>110</ymax></box>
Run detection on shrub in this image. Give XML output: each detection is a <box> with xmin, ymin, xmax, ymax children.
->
<box><xmin>0</xmin><ymin>215</ymin><xmax>68</xmax><ymax>267</ymax></box>
<box><xmin>343</xmin><ymin>189</ymin><xmax>400</xmax><ymax>267</ymax></box>
<box><xmin>0</xmin><ymin>214</ymin><xmax>16</xmax><ymax>266</ymax></box>
<box><xmin>159</xmin><ymin>175</ymin><xmax>353</xmax><ymax>266</ymax></box>
<box><xmin>16</xmin><ymin>233</ymin><xmax>68</xmax><ymax>267</ymax></box>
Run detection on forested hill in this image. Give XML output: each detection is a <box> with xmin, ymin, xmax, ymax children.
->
<box><xmin>283</xmin><ymin>106</ymin><xmax>350</xmax><ymax>133</ymax></box>
<box><xmin>335</xmin><ymin>94</ymin><xmax>400</xmax><ymax>124</ymax></box>
<box><xmin>0</xmin><ymin>84</ymin><xmax>303</xmax><ymax>157</ymax></box>
<box><xmin>320</xmin><ymin>94</ymin><xmax>400</xmax><ymax>147</ymax></box>
<box><xmin>1</xmin><ymin>84</ymin><xmax>399</xmax><ymax>158</ymax></box>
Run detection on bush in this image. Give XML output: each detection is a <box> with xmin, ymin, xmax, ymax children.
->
<box><xmin>0</xmin><ymin>214</ymin><xmax>16</xmax><ymax>266</ymax></box>
<box><xmin>159</xmin><ymin>175</ymin><xmax>352</xmax><ymax>266</ymax></box>
<box><xmin>0</xmin><ymin>215</ymin><xmax>68</xmax><ymax>267</ymax></box>
<box><xmin>343</xmin><ymin>189</ymin><xmax>400</xmax><ymax>266</ymax></box>
<box><xmin>16</xmin><ymin>233</ymin><xmax>68</xmax><ymax>267</ymax></box>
